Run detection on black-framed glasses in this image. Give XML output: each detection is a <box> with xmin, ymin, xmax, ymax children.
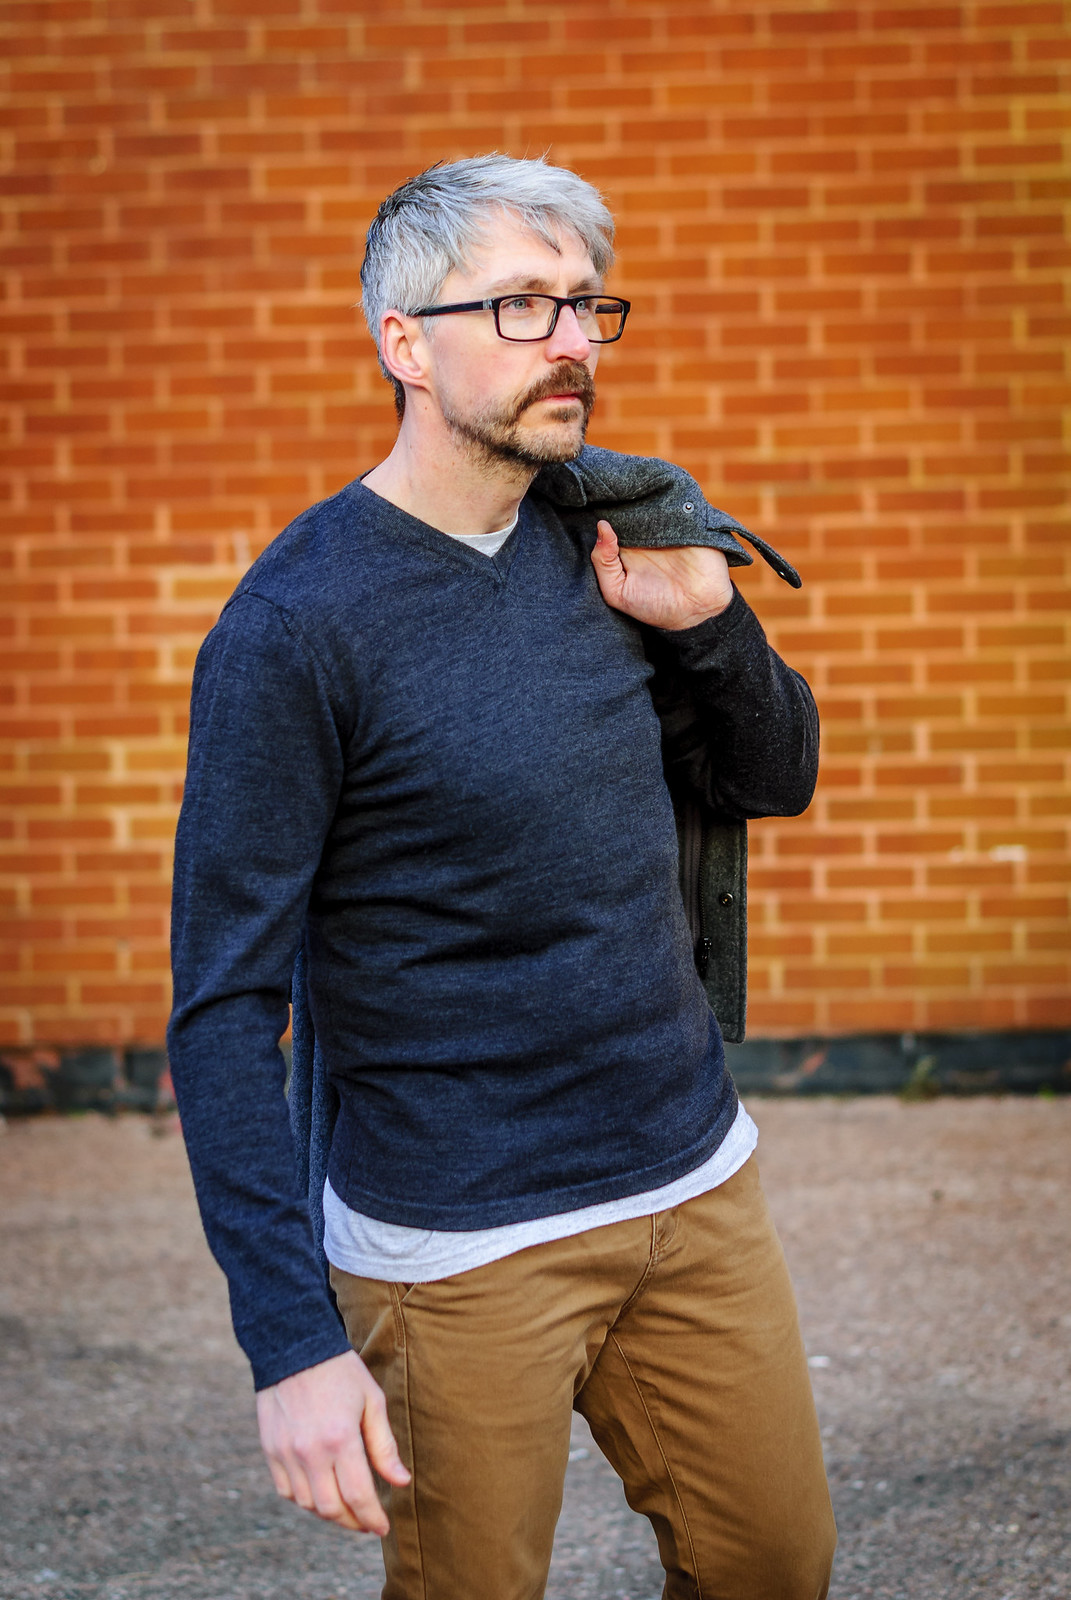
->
<box><xmin>411</xmin><ymin>293</ymin><xmax>631</xmax><ymax>344</ymax></box>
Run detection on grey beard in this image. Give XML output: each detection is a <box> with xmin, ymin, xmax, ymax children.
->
<box><xmin>442</xmin><ymin>366</ymin><xmax>596</xmax><ymax>469</ymax></box>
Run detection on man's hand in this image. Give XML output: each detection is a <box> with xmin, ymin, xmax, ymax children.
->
<box><xmin>591</xmin><ymin>518</ymin><xmax>734</xmax><ymax>631</ymax></box>
<box><xmin>255</xmin><ymin>1349</ymin><xmax>410</xmax><ymax>1536</ymax></box>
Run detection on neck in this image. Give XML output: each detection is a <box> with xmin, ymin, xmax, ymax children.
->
<box><xmin>362</xmin><ymin>416</ymin><xmax>536</xmax><ymax>538</ymax></box>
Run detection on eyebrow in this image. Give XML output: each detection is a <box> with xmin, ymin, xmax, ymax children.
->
<box><xmin>482</xmin><ymin>273</ymin><xmax>605</xmax><ymax>296</ymax></box>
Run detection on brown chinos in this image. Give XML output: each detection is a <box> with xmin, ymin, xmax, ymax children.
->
<box><xmin>331</xmin><ymin>1156</ymin><xmax>836</xmax><ymax>1600</ymax></box>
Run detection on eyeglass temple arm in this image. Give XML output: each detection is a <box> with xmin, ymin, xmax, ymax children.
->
<box><xmin>410</xmin><ymin>300</ymin><xmax>489</xmax><ymax>317</ymax></box>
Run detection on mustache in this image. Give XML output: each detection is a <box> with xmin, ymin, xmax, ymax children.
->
<box><xmin>511</xmin><ymin>363</ymin><xmax>596</xmax><ymax>422</ymax></box>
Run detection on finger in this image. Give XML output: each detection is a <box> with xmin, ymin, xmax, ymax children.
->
<box><xmin>264</xmin><ymin>1453</ymin><xmax>295</xmax><ymax>1502</ymax></box>
<box><xmin>335</xmin><ymin>1446</ymin><xmax>392</xmax><ymax>1536</ymax></box>
<box><xmin>280</xmin><ymin>1454</ymin><xmax>317</xmax><ymax>1515</ymax></box>
<box><xmin>304</xmin><ymin>1457</ymin><xmax>378</xmax><ymax>1533</ymax></box>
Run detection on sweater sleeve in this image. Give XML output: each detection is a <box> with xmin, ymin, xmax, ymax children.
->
<box><xmin>648</xmin><ymin>585</ymin><xmax>819</xmax><ymax>821</ymax></box>
<box><xmin>167</xmin><ymin>592</ymin><xmax>353</xmax><ymax>1390</ymax></box>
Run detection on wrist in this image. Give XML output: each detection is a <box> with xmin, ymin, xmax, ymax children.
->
<box><xmin>655</xmin><ymin>584</ymin><xmax>744</xmax><ymax>642</ymax></box>
<box><xmin>658</xmin><ymin>588</ymin><xmax>735</xmax><ymax>633</ymax></box>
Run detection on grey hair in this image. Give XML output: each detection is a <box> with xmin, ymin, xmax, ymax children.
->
<box><xmin>360</xmin><ymin>155</ymin><xmax>616</xmax><ymax>418</ymax></box>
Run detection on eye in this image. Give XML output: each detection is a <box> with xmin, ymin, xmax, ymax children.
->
<box><xmin>502</xmin><ymin>295</ymin><xmax>537</xmax><ymax>312</ymax></box>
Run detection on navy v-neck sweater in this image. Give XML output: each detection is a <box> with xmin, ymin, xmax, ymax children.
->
<box><xmin>168</xmin><ymin>479</ymin><xmax>817</xmax><ymax>1387</ymax></box>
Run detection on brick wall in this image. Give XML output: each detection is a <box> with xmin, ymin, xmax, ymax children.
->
<box><xmin>2</xmin><ymin>0</ymin><xmax>1068</xmax><ymax>1049</ymax></box>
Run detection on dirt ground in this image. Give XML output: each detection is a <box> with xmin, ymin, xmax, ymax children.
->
<box><xmin>0</xmin><ymin>1096</ymin><xmax>1068</xmax><ymax>1600</ymax></box>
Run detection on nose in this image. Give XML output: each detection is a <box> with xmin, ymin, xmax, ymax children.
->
<box><xmin>545</xmin><ymin>303</ymin><xmax>592</xmax><ymax>362</ymax></box>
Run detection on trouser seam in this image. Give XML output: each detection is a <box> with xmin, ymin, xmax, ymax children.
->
<box><xmin>607</xmin><ymin>1327</ymin><xmax>703</xmax><ymax>1600</ymax></box>
<box><xmin>394</xmin><ymin>1292</ymin><xmax>428</xmax><ymax>1600</ymax></box>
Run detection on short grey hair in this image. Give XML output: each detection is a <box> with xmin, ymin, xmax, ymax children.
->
<box><xmin>360</xmin><ymin>155</ymin><xmax>616</xmax><ymax>417</ymax></box>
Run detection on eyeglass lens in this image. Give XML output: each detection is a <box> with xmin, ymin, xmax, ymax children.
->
<box><xmin>497</xmin><ymin>295</ymin><xmax>625</xmax><ymax>342</ymax></box>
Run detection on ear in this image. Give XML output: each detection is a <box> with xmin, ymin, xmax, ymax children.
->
<box><xmin>379</xmin><ymin>310</ymin><xmax>432</xmax><ymax>399</ymax></box>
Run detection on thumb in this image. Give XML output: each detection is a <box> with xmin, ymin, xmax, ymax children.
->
<box><xmin>590</xmin><ymin>519</ymin><xmax>625</xmax><ymax>606</ymax></box>
<box><xmin>591</xmin><ymin>518</ymin><xmax>620</xmax><ymax>565</ymax></box>
<box><xmin>362</xmin><ymin>1390</ymin><xmax>411</xmax><ymax>1486</ymax></box>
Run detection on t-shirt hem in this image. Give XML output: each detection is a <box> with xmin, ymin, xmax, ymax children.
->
<box><xmin>325</xmin><ymin>1099</ymin><xmax>756</xmax><ymax>1284</ymax></box>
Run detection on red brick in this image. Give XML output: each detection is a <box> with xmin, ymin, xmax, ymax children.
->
<box><xmin>10</xmin><ymin>67</ymin><xmax>101</xmax><ymax>93</ymax></box>
<box><xmin>202</xmin><ymin>0</ymin><xmax>300</xmax><ymax>20</ymax></box>
<box><xmin>977</xmin><ymin>142</ymin><xmax>1065</xmax><ymax>168</ymax></box>
<box><xmin>873</xmin><ymin>7</ymin><xmax>964</xmax><ymax>27</ymax></box>
<box><xmin>220</xmin><ymin>130</ymin><xmax>306</xmax><ymax>156</ymax></box>
<box><xmin>665</xmin><ymin>12</ymin><xmax>755</xmax><ymax>40</ymax></box>
<box><xmin>828</xmin><ymin>798</ymin><xmax>916</xmax><ymax>821</ymax></box>
<box><xmin>781</xmin><ymin>898</ymin><xmax>870</xmax><ymax>924</ymax></box>
<box><xmin>927</xmin><ymin>590</ymin><xmax>1014</xmax><ymax>614</ymax></box>
<box><xmin>747</xmin><ymin>998</ymin><xmax>818</xmax><ymax>1031</ymax></box>
<box><xmin>926</xmin><ymin>38</ymin><xmax>1014</xmax><ymax>65</ymax></box>
<box><xmin>978</xmin><ymin>212</ymin><xmax>1065</xmax><ymax>238</ymax></box>
<box><xmin>971</xmin><ymin>72</ymin><xmax>1062</xmax><ymax>97</ymax></box>
<box><xmin>822</xmin><ymin>251</ymin><xmax>912</xmax><ymax>276</ymax></box>
<box><xmin>875</xmin><ymin>488</ymin><xmax>966</xmax><ymax>512</ymax></box>
<box><xmin>787</xmin><ymin>963</ymin><xmax>874</xmax><ymax>989</ymax></box>
<box><xmin>826</xmin><ymin>663</ymin><xmax>911</xmax><ymax>686</ymax></box>
<box><xmin>771</xmin><ymin>149</ymin><xmax>859</xmax><ymax>176</ymax></box>
<box><xmin>722</xmin><ymin>113</ymin><xmax>810</xmax><ymax>140</ymax></box>
<box><xmin>922</xmin><ymin>451</ymin><xmax>1011</xmax><ymax>479</ymax></box>
<box><xmin>880</xmin><ymin>895</ymin><xmax>969</xmax><ymax>919</ymax></box>
<box><xmin>821</xmin><ymin>112</ymin><xmax>910</xmax><ymax>137</ymax></box>
<box><xmin>870</xmin><ymin>74</ymin><xmax>958</xmax><ymax>102</ymax></box>
<box><xmin>112</xmin><ymin>132</ymin><xmax>202</xmax><ymax>160</ymax></box>
<box><xmin>926</xmin><ymin>180</ymin><xmax>1018</xmax><ymax>208</ymax></box>
<box><xmin>723</xmin><ymin>185</ymin><xmax>810</xmax><ymax>210</ymax></box>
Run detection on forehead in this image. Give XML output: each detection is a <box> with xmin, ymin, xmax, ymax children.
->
<box><xmin>449</xmin><ymin>210</ymin><xmax>599</xmax><ymax>290</ymax></box>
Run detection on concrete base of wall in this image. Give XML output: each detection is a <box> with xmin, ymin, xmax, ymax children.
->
<box><xmin>726</xmin><ymin>1031</ymin><xmax>1071</xmax><ymax>1098</ymax></box>
<box><xmin>1</xmin><ymin>1032</ymin><xmax>1070</xmax><ymax>1114</ymax></box>
<box><xmin>0</xmin><ymin>1047</ymin><xmax>171</xmax><ymax>1114</ymax></box>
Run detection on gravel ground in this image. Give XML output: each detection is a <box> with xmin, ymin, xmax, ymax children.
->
<box><xmin>0</xmin><ymin>1097</ymin><xmax>1068</xmax><ymax>1600</ymax></box>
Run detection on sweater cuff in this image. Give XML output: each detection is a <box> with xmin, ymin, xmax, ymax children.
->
<box><xmin>653</xmin><ymin>584</ymin><xmax>755</xmax><ymax>652</ymax></box>
<box><xmin>249</xmin><ymin>1314</ymin><xmax>353</xmax><ymax>1393</ymax></box>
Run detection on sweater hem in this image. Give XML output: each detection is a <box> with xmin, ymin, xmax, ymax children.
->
<box><xmin>326</xmin><ymin>1074</ymin><xmax>739</xmax><ymax>1233</ymax></box>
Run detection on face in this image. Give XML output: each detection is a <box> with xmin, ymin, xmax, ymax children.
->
<box><xmin>417</xmin><ymin>212</ymin><xmax>604</xmax><ymax>469</ymax></box>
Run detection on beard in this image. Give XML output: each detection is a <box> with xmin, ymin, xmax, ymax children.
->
<box><xmin>440</xmin><ymin>361</ymin><xmax>597</xmax><ymax>469</ymax></box>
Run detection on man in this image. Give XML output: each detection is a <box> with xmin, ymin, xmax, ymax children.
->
<box><xmin>168</xmin><ymin>154</ymin><xmax>835</xmax><ymax>1600</ymax></box>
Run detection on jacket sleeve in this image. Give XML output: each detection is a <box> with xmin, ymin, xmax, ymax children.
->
<box><xmin>647</xmin><ymin>585</ymin><xmax>819</xmax><ymax>821</ymax></box>
<box><xmin>167</xmin><ymin>592</ymin><xmax>353</xmax><ymax>1390</ymax></box>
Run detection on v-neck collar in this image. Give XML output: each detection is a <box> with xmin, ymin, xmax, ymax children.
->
<box><xmin>353</xmin><ymin>479</ymin><xmax>528</xmax><ymax>584</ymax></box>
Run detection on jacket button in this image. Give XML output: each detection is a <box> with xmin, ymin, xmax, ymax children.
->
<box><xmin>683</xmin><ymin>501</ymin><xmax>694</xmax><ymax>512</ymax></box>
<box><xmin>718</xmin><ymin>892</ymin><xmax>734</xmax><ymax>907</ymax></box>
